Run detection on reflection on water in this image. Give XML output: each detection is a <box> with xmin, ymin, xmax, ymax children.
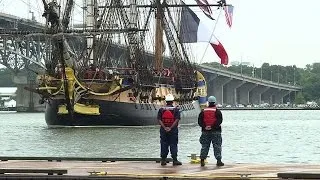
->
<box><xmin>0</xmin><ymin>110</ymin><xmax>319</xmax><ymax>164</ymax></box>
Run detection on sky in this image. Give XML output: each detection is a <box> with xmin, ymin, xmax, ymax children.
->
<box><xmin>1</xmin><ymin>0</ymin><xmax>320</xmax><ymax>68</ymax></box>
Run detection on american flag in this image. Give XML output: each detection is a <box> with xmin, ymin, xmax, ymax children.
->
<box><xmin>195</xmin><ymin>0</ymin><xmax>214</xmax><ymax>20</ymax></box>
<box><xmin>224</xmin><ymin>5</ymin><xmax>234</xmax><ymax>28</ymax></box>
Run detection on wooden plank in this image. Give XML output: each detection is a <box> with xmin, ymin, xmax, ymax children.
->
<box><xmin>0</xmin><ymin>156</ymin><xmax>172</xmax><ymax>163</ymax></box>
<box><xmin>0</xmin><ymin>169</ymin><xmax>67</xmax><ymax>175</ymax></box>
<box><xmin>278</xmin><ymin>172</ymin><xmax>320</xmax><ymax>179</ymax></box>
<box><xmin>5</xmin><ymin>159</ymin><xmax>320</xmax><ymax>179</ymax></box>
<box><xmin>0</xmin><ymin>175</ymin><xmax>208</xmax><ymax>180</ymax></box>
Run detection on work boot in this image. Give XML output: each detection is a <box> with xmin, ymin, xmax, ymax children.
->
<box><xmin>160</xmin><ymin>158</ymin><xmax>167</xmax><ymax>166</ymax></box>
<box><xmin>216</xmin><ymin>159</ymin><xmax>224</xmax><ymax>167</ymax></box>
<box><xmin>200</xmin><ymin>159</ymin><xmax>205</xmax><ymax>167</ymax></box>
<box><xmin>172</xmin><ymin>159</ymin><xmax>182</xmax><ymax>166</ymax></box>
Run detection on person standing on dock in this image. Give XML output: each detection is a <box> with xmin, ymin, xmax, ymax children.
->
<box><xmin>198</xmin><ymin>96</ymin><xmax>224</xmax><ymax>167</ymax></box>
<box><xmin>157</xmin><ymin>94</ymin><xmax>182</xmax><ymax>166</ymax></box>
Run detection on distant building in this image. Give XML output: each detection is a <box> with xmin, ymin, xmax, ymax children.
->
<box><xmin>0</xmin><ymin>87</ymin><xmax>17</xmax><ymax>107</ymax></box>
<box><xmin>230</xmin><ymin>61</ymin><xmax>252</xmax><ymax>66</ymax></box>
<box><xmin>0</xmin><ymin>87</ymin><xmax>16</xmax><ymax>97</ymax></box>
<box><xmin>4</xmin><ymin>99</ymin><xmax>16</xmax><ymax>107</ymax></box>
<box><xmin>231</xmin><ymin>61</ymin><xmax>240</xmax><ymax>66</ymax></box>
<box><xmin>242</xmin><ymin>62</ymin><xmax>252</xmax><ymax>66</ymax></box>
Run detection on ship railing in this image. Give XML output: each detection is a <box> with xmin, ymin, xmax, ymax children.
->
<box><xmin>154</xmin><ymin>83</ymin><xmax>175</xmax><ymax>88</ymax></box>
<box><xmin>81</xmin><ymin>79</ymin><xmax>114</xmax><ymax>83</ymax></box>
<box><xmin>140</xmin><ymin>84</ymin><xmax>158</xmax><ymax>88</ymax></box>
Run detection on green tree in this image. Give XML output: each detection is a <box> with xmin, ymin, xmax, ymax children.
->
<box><xmin>295</xmin><ymin>92</ymin><xmax>306</xmax><ymax>104</ymax></box>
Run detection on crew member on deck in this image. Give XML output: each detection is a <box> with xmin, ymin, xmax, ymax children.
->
<box><xmin>54</xmin><ymin>63</ymin><xmax>63</xmax><ymax>78</ymax></box>
<box><xmin>84</xmin><ymin>64</ymin><xmax>95</xmax><ymax>79</ymax></box>
<box><xmin>198</xmin><ymin>96</ymin><xmax>224</xmax><ymax>167</ymax></box>
<box><xmin>95</xmin><ymin>66</ymin><xmax>106</xmax><ymax>80</ymax></box>
<box><xmin>157</xmin><ymin>94</ymin><xmax>182</xmax><ymax>166</ymax></box>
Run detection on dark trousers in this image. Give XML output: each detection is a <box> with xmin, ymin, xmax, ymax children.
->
<box><xmin>199</xmin><ymin>131</ymin><xmax>222</xmax><ymax>160</ymax></box>
<box><xmin>160</xmin><ymin>128</ymin><xmax>178</xmax><ymax>159</ymax></box>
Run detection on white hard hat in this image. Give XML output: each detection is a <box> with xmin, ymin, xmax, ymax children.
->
<box><xmin>165</xmin><ymin>94</ymin><xmax>174</xmax><ymax>101</ymax></box>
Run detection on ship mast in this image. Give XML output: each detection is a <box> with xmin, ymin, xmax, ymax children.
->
<box><xmin>154</xmin><ymin>0</ymin><xmax>164</xmax><ymax>72</ymax></box>
<box><xmin>128</xmin><ymin>0</ymin><xmax>138</xmax><ymax>69</ymax></box>
<box><xmin>86</xmin><ymin>0</ymin><xmax>98</xmax><ymax>65</ymax></box>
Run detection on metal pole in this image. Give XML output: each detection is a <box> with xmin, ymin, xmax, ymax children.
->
<box><xmin>240</xmin><ymin>56</ymin><xmax>243</xmax><ymax>75</ymax></box>
<box><xmin>252</xmin><ymin>63</ymin><xmax>255</xmax><ymax>77</ymax></box>
<box><xmin>87</xmin><ymin>0</ymin><xmax>95</xmax><ymax>65</ymax></box>
<box><xmin>277</xmin><ymin>66</ymin><xmax>280</xmax><ymax>83</ymax></box>
<box><xmin>252</xmin><ymin>67</ymin><xmax>254</xmax><ymax>77</ymax></box>
<box><xmin>293</xmin><ymin>66</ymin><xmax>296</xmax><ymax>85</ymax></box>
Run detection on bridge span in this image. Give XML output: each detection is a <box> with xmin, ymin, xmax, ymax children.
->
<box><xmin>0</xmin><ymin>12</ymin><xmax>301</xmax><ymax>111</ymax></box>
<box><xmin>200</xmin><ymin>65</ymin><xmax>301</xmax><ymax>106</ymax></box>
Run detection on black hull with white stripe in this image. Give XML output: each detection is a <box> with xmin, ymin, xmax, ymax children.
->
<box><xmin>45</xmin><ymin>99</ymin><xmax>201</xmax><ymax>127</ymax></box>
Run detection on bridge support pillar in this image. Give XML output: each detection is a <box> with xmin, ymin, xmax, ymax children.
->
<box><xmin>207</xmin><ymin>76</ymin><xmax>231</xmax><ymax>105</ymax></box>
<box><xmin>206</xmin><ymin>74</ymin><xmax>218</xmax><ymax>99</ymax></box>
<box><xmin>274</xmin><ymin>89</ymin><xmax>291</xmax><ymax>104</ymax></box>
<box><xmin>205</xmin><ymin>73</ymin><xmax>218</xmax><ymax>83</ymax></box>
<box><xmin>283</xmin><ymin>91</ymin><xmax>295</xmax><ymax>105</ymax></box>
<box><xmin>223</xmin><ymin>79</ymin><xmax>245</xmax><ymax>105</ymax></box>
<box><xmin>261</xmin><ymin>88</ymin><xmax>278</xmax><ymax>105</ymax></box>
<box><xmin>14</xmin><ymin>76</ymin><xmax>43</xmax><ymax>112</ymax></box>
<box><xmin>237</xmin><ymin>83</ymin><xmax>257</xmax><ymax>106</ymax></box>
<box><xmin>249</xmin><ymin>85</ymin><xmax>269</xmax><ymax>105</ymax></box>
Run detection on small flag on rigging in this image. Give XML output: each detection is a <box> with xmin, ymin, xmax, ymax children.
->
<box><xmin>195</xmin><ymin>0</ymin><xmax>214</xmax><ymax>20</ymax></box>
<box><xmin>224</xmin><ymin>5</ymin><xmax>234</xmax><ymax>28</ymax></box>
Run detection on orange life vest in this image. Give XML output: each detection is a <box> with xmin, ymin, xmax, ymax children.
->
<box><xmin>203</xmin><ymin>107</ymin><xmax>217</xmax><ymax>127</ymax></box>
<box><xmin>161</xmin><ymin>106</ymin><xmax>176</xmax><ymax>127</ymax></box>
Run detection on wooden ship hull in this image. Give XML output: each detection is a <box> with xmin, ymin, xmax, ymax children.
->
<box><xmin>42</xmin><ymin>67</ymin><xmax>206</xmax><ymax>127</ymax></box>
<box><xmin>45</xmin><ymin>99</ymin><xmax>201</xmax><ymax>127</ymax></box>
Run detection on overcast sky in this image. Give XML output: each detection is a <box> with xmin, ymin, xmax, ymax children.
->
<box><xmin>1</xmin><ymin>0</ymin><xmax>319</xmax><ymax>68</ymax></box>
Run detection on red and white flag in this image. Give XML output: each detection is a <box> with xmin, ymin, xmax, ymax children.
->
<box><xmin>180</xmin><ymin>2</ymin><xmax>229</xmax><ymax>65</ymax></box>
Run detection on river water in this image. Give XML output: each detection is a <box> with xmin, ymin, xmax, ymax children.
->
<box><xmin>0</xmin><ymin>110</ymin><xmax>319</xmax><ymax>164</ymax></box>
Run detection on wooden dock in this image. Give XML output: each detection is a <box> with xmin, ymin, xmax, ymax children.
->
<box><xmin>1</xmin><ymin>157</ymin><xmax>320</xmax><ymax>179</ymax></box>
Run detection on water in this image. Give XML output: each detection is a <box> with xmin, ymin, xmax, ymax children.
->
<box><xmin>0</xmin><ymin>110</ymin><xmax>319</xmax><ymax>164</ymax></box>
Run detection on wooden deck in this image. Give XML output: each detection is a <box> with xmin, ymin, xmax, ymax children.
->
<box><xmin>1</xmin><ymin>158</ymin><xmax>320</xmax><ymax>179</ymax></box>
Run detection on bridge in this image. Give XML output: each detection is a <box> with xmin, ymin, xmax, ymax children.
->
<box><xmin>200</xmin><ymin>65</ymin><xmax>301</xmax><ymax>106</ymax></box>
<box><xmin>0</xmin><ymin>13</ymin><xmax>301</xmax><ymax>112</ymax></box>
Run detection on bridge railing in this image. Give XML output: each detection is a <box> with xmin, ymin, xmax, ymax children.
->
<box><xmin>199</xmin><ymin>64</ymin><xmax>302</xmax><ymax>91</ymax></box>
<box><xmin>0</xmin><ymin>12</ymin><xmax>45</xmax><ymax>30</ymax></box>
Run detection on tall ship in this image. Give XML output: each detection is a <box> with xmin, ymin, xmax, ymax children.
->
<box><xmin>24</xmin><ymin>0</ymin><xmax>230</xmax><ymax>127</ymax></box>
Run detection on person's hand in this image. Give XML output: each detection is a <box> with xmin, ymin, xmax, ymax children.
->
<box><xmin>165</xmin><ymin>127</ymin><xmax>171</xmax><ymax>132</ymax></box>
<box><xmin>205</xmin><ymin>126</ymin><xmax>211</xmax><ymax>130</ymax></box>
